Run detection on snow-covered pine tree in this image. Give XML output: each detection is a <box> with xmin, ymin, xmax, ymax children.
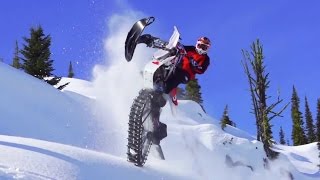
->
<box><xmin>68</xmin><ymin>61</ymin><xmax>74</xmax><ymax>78</ymax></box>
<box><xmin>291</xmin><ymin>86</ymin><xmax>307</xmax><ymax>145</ymax></box>
<box><xmin>220</xmin><ymin>105</ymin><xmax>235</xmax><ymax>130</ymax></box>
<box><xmin>316</xmin><ymin>99</ymin><xmax>320</xmax><ymax>169</ymax></box>
<box><xmin>20</xmin><ymin>26</ymin><xmax>61</xmax><ymax>86</ymax></box>
<box><xmin>279</xmin><ymin>126</ymin><xmax>286</xmax><ymax>145</ymax></box>
<box><xmin>305</xmin><ymin>96</ymin><xmax>316</xmax><ymax>143</ymax></box>
<box><xmin>316</xmin><ymin>99</ymin><xmax>320</xmax><ymax>143</ymax></box>
<box><xmin>12</xmin><ymin>40</ymin><xmax>21</xmax><ymax>69</ymax></box>
<box><xmin>185</xmin><ymin>78</ymin><xmax>203</xmax><ymax>105</ymax></box>
<box><xmin>21</xmin><ymin>26</ymin><xmax>53</xmax><ymax>79</ymax></box>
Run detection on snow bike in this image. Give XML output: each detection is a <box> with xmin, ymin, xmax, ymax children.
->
<box><xmin>125</xmin><ymin>17</ymin><xmax>185</xmax><ymax>166</ymax></box>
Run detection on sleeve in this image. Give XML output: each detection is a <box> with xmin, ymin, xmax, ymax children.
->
<box><xmin>197</xmin><ymin>56</ymin><xmax>210</xmax><ymax>74</ymax></box>
<box><xmin>191</xmin><ymin>56</ymin><xmax>210</xmax><ymax>74</ymax></box>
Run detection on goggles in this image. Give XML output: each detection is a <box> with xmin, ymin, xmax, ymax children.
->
<box><xmin>197</xmin><ymin>43</ymin><xmax>210</xmax><ymax>51</ymax></box>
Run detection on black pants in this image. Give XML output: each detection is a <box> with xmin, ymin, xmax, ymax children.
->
<box><xmin>164</xmin><ymin>67</ymin><xmax>190</xmax><ymax>94</ymax></box>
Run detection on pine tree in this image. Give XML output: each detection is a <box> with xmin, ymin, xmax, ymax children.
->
<box><xmin>68</xmin><ymin>61</ymin><xmax>74</xmax><ymax>78</ymax></box>
<box><xmin>305</xmin><ymin>96</ymin><xmax>316</xmax><ymax>143</ymax></box>
<box><xmin>12</xmin><ymin>40</ymin><xmax>21</xmax><ymax>69</ymax></box>
<box><xmin>185</xmin><ymin>78</ymin><xmax>203</xmax><ymax>105</ymax></box>
<box><xmin>316</xmin><ymin>99</ymin><xmax>320</xmax><ymax>142</ymax></box>
<box><xmin>20</xmin><ymin>26</ymin><xmax>56</xmax><ymax>82</ymax></box>
<box><xmin>220</xmin><ymin>105</ymin><xmax>235</xmax><ymax>130</ymax></box>
<box><xmin>242</xmin><ymin>39</ymin><xmax>288</xmax><ymax>159</ymax></box>
<box><xmin>291</xmin><ymin>86</ymin><xmax>307</xmax><ymax>145</ymax></box>
<box><xmin>316</xmin><ymin>99</ymin><xmax>320</xmax><ymax>168</ymax></box>
<box><xmin>286</xmin><ymin>139</ymin><xmax>290</xmax><ymax>146</ymax></box>
<box><xmin>279</xmin><ymin>126</ymin><xmax>286</xmax><ymax>145</ymax></box>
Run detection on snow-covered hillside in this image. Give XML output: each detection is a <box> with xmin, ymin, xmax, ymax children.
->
<box><xmin>0</xmin><ymin>12</ymin><xmax>319</xmax><ymax>180</ymax></box>
<box><xmin>0</xmin><ymin>63</ymin><xmax>94</xmax><ymax>148</ymax></box>
<box><xmin>0</xmin><ymin>61</ymin><xmax>319</xmax><ymax>179</ymax></box>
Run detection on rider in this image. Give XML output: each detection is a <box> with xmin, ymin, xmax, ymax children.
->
<box><xmin>138</xmin><ymin>34</ymin><xmax>211</xmax><ymax>104</ymax></box>
<box><xmin>137</xmin><ymin>34</ymin><xmax>211</xmax><ymax>144</ymax></box>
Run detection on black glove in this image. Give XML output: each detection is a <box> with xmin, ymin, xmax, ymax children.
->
<box><xmin>189</xmin><ymin>58</ymin><xmax>198</xmax><ymax>67</ymax></box>
<box><xmin>137</xmin><ymin>34</ymin><xmax>154</xmax><ymax>47</ymax></box>
<box><xmin>189</xmin><ymin>58</ymin><xmax>203</xmax><ymax>71</ymax></box>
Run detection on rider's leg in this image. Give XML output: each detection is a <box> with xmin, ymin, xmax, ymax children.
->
<box><xmin>164</xmin><ymin>68</ymin><xmax>190</xmax><ymax>94</ymax></box>
<box><xmin>164</xmin><ymin>68</ymin><xmax>190</xmax><ymax>105</ymax></box>
<box><xmin>150</xmin><ymin>69</ymin><xmax>189</xmax><ymax>145</ymax></box>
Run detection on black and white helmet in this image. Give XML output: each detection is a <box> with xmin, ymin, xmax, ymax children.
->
<box><xmin>195</xmin><ymin>37</ymin><xmax>211</xmax><ymax>55</ymax></box>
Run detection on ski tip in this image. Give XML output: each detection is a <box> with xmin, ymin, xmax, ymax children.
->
<box><xmin>152</xmin><ymin>144</ymin><xmax>165</xmax><ymax>160</ymax></box>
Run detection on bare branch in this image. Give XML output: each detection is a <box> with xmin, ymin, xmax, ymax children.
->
<box><xmin>269</xmin><ymin>102</ymin><xmax>290</xmax><ymax>121</ymax></box>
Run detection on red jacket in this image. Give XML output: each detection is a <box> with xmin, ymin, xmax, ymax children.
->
<box><xmin>179</xmin><ymin>46</ymin><xmax>210</xmax><ymax>80</ymax></box>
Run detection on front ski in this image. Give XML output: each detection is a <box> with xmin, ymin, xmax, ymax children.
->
<box><xmin>125</xmin><ymin>17</ymin><xmax>155</xmax><ymax>62</ymax></box>
<box><xmin>152</xmin><ymin>144</ymin><xmax>165</xmax><ymax>160</ymax></box>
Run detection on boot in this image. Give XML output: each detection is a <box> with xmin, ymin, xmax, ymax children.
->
<box><xmin>169</xmin><ymin>88</ymin><xmax>178</xmax><ymax>106</ymax></box>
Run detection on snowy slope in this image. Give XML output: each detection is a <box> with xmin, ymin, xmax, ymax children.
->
<box><xmin>0</xmin><ymin>63</ymin><xmax>95</xmax><ymax>148</ymax></box>
<box><xmin>0</xmin><ymin>61</ymin><xmax>319</xmax><ymax>180</ymax></box>
<box><xmin>0</xmin><ymin>13</ymin><xmax>319</xmax><ymax>179</ymax></box>
<box><xmin>0</xmin><ymin>135</ymin><xmax>182</xmax><ymax>180</ymax></box>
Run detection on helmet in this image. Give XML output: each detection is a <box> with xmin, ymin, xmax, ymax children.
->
<box><xmin>195</xmin><ymin>37</ymin><xmax>211</xmax><ymax>55</ymax></box>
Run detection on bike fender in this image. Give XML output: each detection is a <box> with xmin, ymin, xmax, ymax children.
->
<box><xmin>143</xmin><ymin>60</ymin><xmax>164</xmax><ymax>89</ymax></box>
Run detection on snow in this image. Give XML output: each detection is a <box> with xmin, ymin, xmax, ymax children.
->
<box><xmin>274</xmin><ymin>143</ymin><xmax>320</xmax><ymax>175</ymax></box>
<box><xmin>0</xmin><ymin>135</ymin><xmax>179</xmax><ymax>180</ymax></box>
<box><xmin>1</xmin><ymin>62</ymin><xmax>319</xmax><ymax>180</ymax></box>
<box><xmin>0</xmin><ymin>14</ymin><xmax>319</xmax><ymax>180</ymax></box>
<box><xmin>0</xmin><ymin>63</ymin><xmax>94</xmax><ymax>148</ymax></box>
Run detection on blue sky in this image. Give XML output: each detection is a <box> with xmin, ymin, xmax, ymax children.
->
<box><xmin>1</xmin><ymin>0</ymin><xmax>320</xmax><ymax>143</ymax></box>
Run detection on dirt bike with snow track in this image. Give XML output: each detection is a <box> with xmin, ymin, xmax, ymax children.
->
<box><xmin>125</xmin><ymin>17</ymin><xmax>185</xmax><ymax>166</ymax></box>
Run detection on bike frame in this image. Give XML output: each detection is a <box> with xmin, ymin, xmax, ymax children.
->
<box><xmin>143</xmin><ymin>26</ymin><xmax>181</xmax><ymax>91</ymax></box>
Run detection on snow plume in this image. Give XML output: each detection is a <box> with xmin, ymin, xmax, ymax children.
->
<box><xmin>88</xmin><ymin>11</ymin><xmax>304</xmax><ymax>180</ymax></box>
<box><xmin>91</xmin><ymin>12</ymin><xmax>154</xmax><ymax>156</ymax></box>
